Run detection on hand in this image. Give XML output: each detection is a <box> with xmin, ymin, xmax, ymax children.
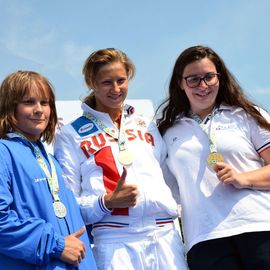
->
<box><xmin>104</xmin><ymin>167</ymin><xmax>138</xmax><ymax>209</ymax></box>
<box><xmin>60</xmin><ymin>227</ymin><xmax>86</xmax><ymax>265</ymax></box>
<box><xmin>215</xmin><ymin>162</ymin><xmax>247</xmax><ymax>189</ymax></box>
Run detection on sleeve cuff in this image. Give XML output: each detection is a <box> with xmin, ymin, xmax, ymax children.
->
<box><xmin>79</xmin><ymin>194</ymin><xmax>112</xmax><ymax>224</ymax></box>
<box><xmin>51</xmin><ymin>234</ymin><xmax>65</xmax><ymax>258</ymax></box>
<box><xmin>99</xmin><ymin>194</ymin><xmax>112</xmax><ymax>214</ymax></box>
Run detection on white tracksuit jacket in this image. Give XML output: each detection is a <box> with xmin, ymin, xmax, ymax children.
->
<box><xmin>54</xmin><ymin>103</ymin><xmax>188</xmax><ymax>269</ymax></box>
<box><xmin>54</xmin><ymin>103</ymin><xmax>179</xmax><ymax>237</ymax></box>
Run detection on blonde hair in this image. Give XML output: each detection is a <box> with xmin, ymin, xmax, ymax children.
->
<box><xmin>0</xmin><ymin>71</ymin><xmax>58</xmax><ymax>144</ymax></box>
<box><xmin>82</xmin><ymin>48</ymin><xmax>135</xmax><ymax>106</ymax></box>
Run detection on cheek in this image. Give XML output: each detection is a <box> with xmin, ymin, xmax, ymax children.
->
<box><xmin>177</xmin><ymin>81</ymin><xmax>190</xmax><ymax>98</ymax></box>
<box><xmin>213</xmin><ymin>83</ymin><xmax>220</xmax><ymax>93</ymax></box>
<box><xmin>123</xmin><ymin>86</ymin><xmax>128</xmax><ymax>94</ymax></box>
<box><xmin>45</xmin><ymin>107</ymin><xmax>51</xmax><ymax>118</ymax></box>
<box><xmin>122</xmin><ymin>81</ymin><xmax>129</xmax><ymax>91</ymax></box>
<box><xmin>15</xmin><ymin>108</ymin><xmax>26</xmax><ymax>122</ymax></box>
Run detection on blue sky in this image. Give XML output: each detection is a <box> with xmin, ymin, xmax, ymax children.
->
<box><xmin>1</xmin><ymin>0</ymin><xmax>270</xmax><ymax>111</ymax></box>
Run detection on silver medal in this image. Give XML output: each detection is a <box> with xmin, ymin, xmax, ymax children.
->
<box><xmin>53</xmin><ymin>201</ymin><xmax>67</xmax><ymax>218</ymax></box>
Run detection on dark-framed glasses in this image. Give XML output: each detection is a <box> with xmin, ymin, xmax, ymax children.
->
<box><xmin>183</xmin><ymin>73</ymin><xmax>220</xmax><ymax>88</ymax></box>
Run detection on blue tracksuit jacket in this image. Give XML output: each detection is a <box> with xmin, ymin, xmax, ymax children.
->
<box><xmin>0</xmin><ymin>137</ymin><xmax>97</xmax><ymax>270</ymax></box>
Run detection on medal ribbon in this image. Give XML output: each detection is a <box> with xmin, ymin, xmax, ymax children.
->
<box><xmin>13</xmin><ymin>132</ymin><xmax>61</xmax><ymax>202</ymax></box>
<box><xmin>190</xmin><ymin>108</ymin><xmax>218</xmax><ymax>154</ymax></box>
<box><xmin>83</xmin><ymin>106</ymin><xmax>128</xmax><ymax>152</ymax></box>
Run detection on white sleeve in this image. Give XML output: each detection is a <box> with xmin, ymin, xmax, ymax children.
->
<box><xmin>161</xmin><ymin>159</ymin><xmax>181</xmax><ymax>205</ymax></box>
<box><xmin>249</xmin><ymin>108</ymin><xmax>270</xmax><ymax>153</ymax></box>
<box><xmin>147</xmin><ymin>120</ymin><xmax>167</xmax><ymax>162</ymax></box>
<box><xmin>152</xmin><ymin>121</ymin><xmax>181</xmax><ymax>205</ymax></box>
<box><xmin>53</xmin><ymin>128</ymin><xmax>81</xmax><ymax>197</ymax></box>
<box><xmin>53</xmin><ymin>127</ymin><xmax>111</xmax><ymax>225</ymax></box>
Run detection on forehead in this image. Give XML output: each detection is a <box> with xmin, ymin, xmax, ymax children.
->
<box><xmin>183</xmin><ymin>58</ymin><xmax>217</xmax><ymax>76</ymax></box>
<box><xmin>95</xmin><ymin>62</ymin><xmax>127</xmax><ymax>79</ymax></box>
<box><xmin>23</xmin><ymin>81</ymin><xmax>50</xmax><ymax>98</ymax></box>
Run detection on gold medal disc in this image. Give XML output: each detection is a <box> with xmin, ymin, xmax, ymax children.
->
<box><xmin>118</xmin><ymin>149</ymin><xmax>134</xmax><ymax>166</ymax></box>
<box><xmin>207</xmin><ymin>152</ymin><xmax>224</xmax><ymax>169</ymax></box>
<box><xmin>53</xmin><ymin>201</ymin><xmax>67</xmax><ymax>218</ymax></box>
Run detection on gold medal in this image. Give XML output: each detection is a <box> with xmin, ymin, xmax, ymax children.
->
<box><xmin>207</xmin><ymin>152</ymin><xmax>224</xmax><ymax>169</ymax></box>
<box><xmin>118</xmin><ymin>149</ymin><xmax>134</xmax><ymax>166</ymax></box>
<box><xmin>53</xmin><ymin>201</ymin><xmax>67</xmax><ymax>218</ymax></box>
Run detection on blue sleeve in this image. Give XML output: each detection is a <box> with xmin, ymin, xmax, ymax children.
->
<box><xmin>0</xmin><ymin>145</ymin><xmax>65</xmax><ymax>265</ymax></box>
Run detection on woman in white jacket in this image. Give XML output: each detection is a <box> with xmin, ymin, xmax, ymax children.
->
<box><xmin>157</xmin><ymin>45</ymin><xmax>270</xmax><ymax>270</ymax></box>
<box><xmin>54</xmin><ymin>48</ymin><xmax>187</xmax><ymax>270</ymax></box>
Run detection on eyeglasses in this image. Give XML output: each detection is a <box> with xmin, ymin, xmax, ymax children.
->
<box><xmin>183</xmin><ymin>73</ymin><xmax>220</xmax><ymax>88</ymax></box>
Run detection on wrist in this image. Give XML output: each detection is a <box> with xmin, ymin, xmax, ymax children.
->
<box><xmin>51</xmin><ymin>233</ymin><xmax>65</xmax><ymax>258</ymax></box>
<box><xmin>242</xmin><ymin>174</ymin><xmax>255</xmax><ymax>189</ymax></box>
<box><xmin>98</xmin><ymin>194</ymin><xmax>112</xmax><ymax>214</ymax></box>
<box><xmin>103</xmin><ymin>194</ymin><xmax>113</xmax><ymax>211</ymax></box>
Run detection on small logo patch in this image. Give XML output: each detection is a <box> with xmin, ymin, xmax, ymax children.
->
<box><xmin>79</xmin><ymin>123</ymin><xmax>95</xmax><ymax>133</ymax></box>
<box><xmin>34</xmin><ymin>177</ymin><xmax>47</xmax><ymax>183</ymax></box>
<box><xmin>215</xmin><ymin>123</ymin><xmax>237</xmax><ymax>130</ymax></box>
<box><xmin>71</xmin><ymin>116</ymin><xmax>98</xmax><ymax>137</ymax></box>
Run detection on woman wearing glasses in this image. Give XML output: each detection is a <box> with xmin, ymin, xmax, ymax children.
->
<box><xmin>156</xmin><ymin>45</ymin><xmax>270</xmax><ymax>270</ymax></box>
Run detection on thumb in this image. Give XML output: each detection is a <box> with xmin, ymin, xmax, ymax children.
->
<box><xmin>72</xmin><ymin>227</ymin><xmax>86</xmax><ymax>238</ymax></box>
<box><xmin>115</xmin><ymin>167</ymin><xmax>127</xmax><ymax>190</ymax></box>
<box><xmin>214</xmin><ymin>162</ymin><xmax>224</xmax><ymax>172</ymax></box>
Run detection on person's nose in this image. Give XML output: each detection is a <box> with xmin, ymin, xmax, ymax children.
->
<box><xmin>198</xmin><ymin>79</ymin><xmax>208</xmax><ymax>89</ymax></box>
<box><xmin>112</xmin><ymin>81</ymin><xmax>121</xmax><ymax>92</ymax></box>
<box><xmin>34</xmin><ymin>102</ymin><xmax>43</xmax><ymax>114</ymax></box>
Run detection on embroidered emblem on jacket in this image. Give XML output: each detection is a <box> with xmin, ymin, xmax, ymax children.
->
<box><xmin>71</xmin><ymin>116</ymin><xmax>98</xmax><ymax>137</ymax></box>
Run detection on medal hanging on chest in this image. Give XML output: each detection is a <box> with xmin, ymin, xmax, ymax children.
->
<box><xmin>13</xmin><ymin>132</ymin><xmax>67</xmax><ymax>218</ymax></box>
<box><xmin>84</xmin><ymin>107</ymin><xmax>134</xmax><ymax>166</ymax></box>
<box><xmin>191</xmin><ymin>109</ymin><xmax>224</xmax><ymax>170</ymax></box>
<box><xmin>118</xmin><ymin>149</ymin><xmax>134</xmax><ymax>166</ymax></box>
<box><xmin>53</xmin><ymin>201</ymin><xmax>67</xmax><ymax>218</ymax></box>
<box><xmin>207</xmin><ymin>152</ymin><xmax>224</xmax><ymax>169</ymax></box>
<box><xmin>36</xmin><ymin>153</ymin><xmax>67</xmax><ymax>218</ymax></box>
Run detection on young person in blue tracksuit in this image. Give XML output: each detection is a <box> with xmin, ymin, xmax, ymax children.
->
<box><xmin>0</xmin><ymin>70</ymin><xmax>97</xmax><ymax>270</ymax></box>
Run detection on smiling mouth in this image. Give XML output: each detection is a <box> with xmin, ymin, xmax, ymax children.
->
<box><xmin>195</xmin><ymin>90</ymin><xmax>210</xmax><ymax>97</ymax></box>
<box><xmin>31</xmin><ymin>119</ymin><xmax>46</xmax><ymax>122</ymax></box>
<box><xmin>109</xmin><ymin>94</ymin><xmax>122</xmax><ymax>100</ymax></box>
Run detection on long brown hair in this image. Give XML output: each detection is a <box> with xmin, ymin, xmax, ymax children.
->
<box><xmin>156</xmin><ymin>45</ymin><xmax>270</xmax><ymax>135</ymax></box>
<box><xmin>0</xmin><ymin>71</ymin><xmax>58</xmax><ymax>144</ymax></box>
